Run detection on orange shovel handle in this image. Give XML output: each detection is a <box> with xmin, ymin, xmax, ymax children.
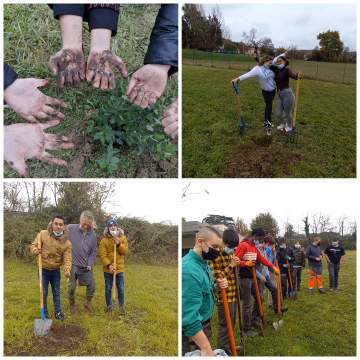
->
<box><xmin>251</xmin><ymin>267</ymin><xmax>265</xmax><ymax>326</ymax></box>
<box><xmin>220</xmin><ymin>279</ymin><xmax>237</xmax><ymax>356</ymax></box>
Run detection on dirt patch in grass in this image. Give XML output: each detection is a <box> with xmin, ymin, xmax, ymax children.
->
<box><xmin>5</xmin><ymin>323</ymin><xmax>86</xmax><ymax>356</ymax></box>
<box><xmin>224</xmin><ymin>142</ymin><xmax>302</xmax><ymax>178</ymax></box>
<box><xmin>135</xmin><ymin>154</ymin><xmax>178</xmax><ymax>178</ymax></box>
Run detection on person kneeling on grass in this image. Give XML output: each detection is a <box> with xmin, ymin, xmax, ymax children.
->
<box><xmin>30</xmin><ymin>215</ymin><xmax>72</xmax><ymax>320</ymax></box>
<box><xmin>99</xmin><ymin>218</ymin><xmax>128</xmax><ymax>314</ymax></box>
<box><xmin>306</xmin><ymin>237</ymin><xmax>325</xmax><ymax>294</ymax></box>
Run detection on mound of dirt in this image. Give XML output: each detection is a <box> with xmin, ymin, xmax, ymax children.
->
<box><xmin>5</xmin><ymin>323</ymin><xmax>86</xmax><ymax>356</ymax></box>
<box><xmin>224</xmin><ymin>142</ymin><xmax>302</xmax><ymax>178</ymax></box>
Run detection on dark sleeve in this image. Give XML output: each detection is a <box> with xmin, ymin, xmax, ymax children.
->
<box><xmin>324</xmin><ymin>247</ymin><xmax>330</xmax><ymax>256</ymax></box>
<box><xmin>288</xmin><ymin>68</ymin><xmax>298</xmax><ymax>80</ymax></box>
<box><xmin>86</xmin><ymin>4</ymin><xmax>120</xmax><ymax>36</ymax></box>
<box><xmin>4</xmin><ymin>63</ymin><xmax>18</xmax><ymax>90</ymax></box>
<box><xmin>49</xmin><ymin>4</ymin><xmax>86</xmax><ymax>19</ymax></box>
<box><xmin>144</xmin><ymin>4</ymin><xmax>178</xmax><ymax>75</ymax></box>
<box><xmin>341</xmin><ymin>248</ymin><xmax>345</xmax><ymax>256</ymax></box>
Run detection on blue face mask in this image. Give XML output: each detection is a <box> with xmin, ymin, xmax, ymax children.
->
<box><xmin>276</xmin><ymin>64</ymin><xmax>285</xmax><ymax>69</ymax></box>
<box><xmin>224</xmin><ymin>247</ymin><xmax>234</xmax><ymax>255</ymax></box>
<box><xmin>253</xmin><ymin>240</ymin><xmax>260</xmax><ymax>247</ymax></box>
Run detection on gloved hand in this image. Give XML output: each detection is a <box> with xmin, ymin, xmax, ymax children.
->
<box><xmin>273</xmin><ymin>267</ymin><xmax>280</xmax><ymax>275</ymax></box>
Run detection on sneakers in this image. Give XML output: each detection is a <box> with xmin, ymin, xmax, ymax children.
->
<box><xmin>55</xmin><ymin>312</ymin><xmax>65</xmax><ymax>321</ymax></box>
<box><xmin>318</xmin><ymin>288</ymin><xmax>326</xmax><ymax>294</ymax></box>
<box><xmin>285</xmin><ymin>126</ymin><xmax>293</xmax><ymax>133</ymax></box>
<box><xmin>277</xmin><ymin>123</ymin><xmax>285</xmax><ymax>130</ymax></box>
<box><xmin>266</xmin><ymin>128</ymin><xmax>272</xmax><ymax>136</ymax></box>
<box><xmin>244</xmin><ymin>329</ymin><xmax>259</xmax><ymax>337</ymax></box>
<box><xmin>307</xmin><ymin>288</ymin><xmax>313</xmax><ymax>294</ymax></box>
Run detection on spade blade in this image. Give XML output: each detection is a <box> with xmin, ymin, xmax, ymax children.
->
<box><xmin>33</xmin><ymin>318</ymin><xmax>53</xmax><ymax>337</ymax></box>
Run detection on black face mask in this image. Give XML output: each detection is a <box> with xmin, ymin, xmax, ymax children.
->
<box><xmin>202</xmin><ymin>246</ymin><xmax>221</xmax><ymax>261</ymax></box>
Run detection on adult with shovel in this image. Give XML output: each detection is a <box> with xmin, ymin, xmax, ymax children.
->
<box><xmin>30</xmin><ymin>215</ymin><xmax>72</xmax><ymax>327</ymax></box>
<box><xmin>67</xmin><ymin>210</ymin><xmax>98</xmax><ymax>314</ymax></box>
<box><xmin>292</xmin><ymin>241</ymin><xmax>306</xmax><ymax>291</ymax></box>
<box><xmin>234</xmin><ymin>228</ymin><xmax>280</xmax><ymax>337</ymax></box>
<box><xmin>276</xmin><ymin>238</ymin><xmax>295</xmax><ymax>299</ymax></box>
<box><xmin>99</xmin><ymin>218</ymin><xmax>128</xmax><ymax>314</ymax></box>
<box><xmin>210</xmin><ymin>229</ymin><xmax>240</xmax><ymax>356</ymax></box>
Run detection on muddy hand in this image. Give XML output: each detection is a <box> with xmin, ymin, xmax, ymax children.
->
<box><xmin>162</xmin><ymin>98</ymin><xmax>178</xmax><ymax>140</ymax></box>
<box><xmin>49</xmin><ymin>48</ymin><xmax>86</xmax><ymax>88</ymax></box>
<box><xmin>86</xmin><ymin>50</ymin><xmax>127</xmax><ymax>90</ymax></box>
<box><xmin>4</xmin><ymin>78</ymin><xmax>69</xmax><ymax>122</ymax></box>
<box><xmin>126</xmin><ymin>64</ymin><xmax>170</xmax><ymax>109</ymax></box>
<box><xmin>4</xmin><ymin>119</ymin><xmax>74</xmax><ymax>177</ymax></box>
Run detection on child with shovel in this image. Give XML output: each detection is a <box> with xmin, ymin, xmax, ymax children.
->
<box><xmin>30</xmin><ymin>215</ymin><xmax>72</xmax><ymax>322</ymax></box>
<box><xmin>99</xmin><ymin>219</ymin><xmax>128</xmax><ymax>314</ymax></box>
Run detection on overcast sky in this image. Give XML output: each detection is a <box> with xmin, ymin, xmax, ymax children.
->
<box><xmin>202</xmin><ymin>4</ymin><xmax>356</xmax><ymax>50</ymax></box>
<box><xmin>181</xmin><ymin>180</ymin><xmax>357</xmax><ymax>235</ymax></box>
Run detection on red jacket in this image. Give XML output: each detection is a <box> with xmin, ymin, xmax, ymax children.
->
<box><xmin>235</xmin><ymin>239</ymin><xmax>274</xmax><ymax>278</ymax></box>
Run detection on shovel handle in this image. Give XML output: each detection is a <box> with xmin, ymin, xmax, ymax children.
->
<box><xmin>219</xmin><ymin>278</ymin><xmax>238</xmax><ymax>356</ymax></box>
<box><xmin>112</xmin><ymin>242</ymin><xmax>117</xmax><ymax>302</ymax></box>
<box><xmin>37</xmin><ymin>237</ymin><xmax>45</xmax><ymax>318</ymax></box>
<box><xmin>292</xmin><ymin>75</ymin><xmax>301</xmax><ymax>127</ymax></box>
<box><xmin>286</xmin><ymin>260</ymin><xmax>294</xmax><ymax>291</ymax></box>
<box><xmin>232</xmin><ymin>80</ymin><xmax>240</xmax><ymax>95</ymax></box>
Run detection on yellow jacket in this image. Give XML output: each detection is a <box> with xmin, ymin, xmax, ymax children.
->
<box><xmin>30</xmin><ymin>226</ymin><xmax>72</xmax><ymax>276</ymax></box>
<box><xmin>99</xmin><ymin>232</ymin><xmax>128</xmax><ymax>273</ymax></box>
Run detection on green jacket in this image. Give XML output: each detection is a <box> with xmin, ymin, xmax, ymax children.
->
<box><xmin>182</xmin><ymin>249</ymin><xmax>215</xmax><ymax>337</ymax></box>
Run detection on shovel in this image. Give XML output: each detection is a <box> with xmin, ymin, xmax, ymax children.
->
<box><xmin>219</xmin><ymin>277</ymin><xmax>237</xmax><ymax>356</ymax></box>
<box><xmin>110</xmin><ymin>242</ymin><xmax>117</xmax><ymax>312</ymax></box>
<box><xmin>286</xmin><ymin>73</ymin><xmax>302</xmax><ymax>144</ymax></box>
<box><xmin>34</xmin><ymin>238</ymin><xmax>52</xmax><ymax>336</ymax></box>
<box><xmin>251</xmin><ymin>267</ymin><xmax>266</xmax><ymax>336</ymax></box>
<box><xmin>273</xmin><ymin>262</ymin><xmax>284</xmax><ymax>331</ymax></box>
<box><xmin>232</xmin><ymin>81</ymin><xmax>246</xmax><ymax>135</ymax></box>
<box><xmin>286</xmin><ymin>260</ymin><xmax>296</xmax><ymax>299</ymax></box>
<box><xmin>234</xmin><ymin>266</ymin><xmax>245</xmax><ymax>355</ymax></box>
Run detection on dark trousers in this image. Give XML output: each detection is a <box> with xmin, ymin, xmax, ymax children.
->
<box><xmin>42</xmin><ymin>268</ymin><xmax>61</xmax><ymax>315</ymax></box>
<box><xmin>217</xmin><ymin>301</ymin><xmax>236</xmax><ymax>354</ymax></box>
<box><xmin>182</xmin><ymin>320</ymin><xmax>212</xmax><ymax>355</ymax></box>
<box><xmin>262</xmin><ymin>89</ymin><xmax>276</xmax><ymax>126</ymax></box>
<box><xmin>68</xmin><ymin>265</ymin><xmax>96</xmax><ymax>300</ymax></box>
<box><xmin>328</xmin><ymin>263</ymin><xmax>341</xmax><ymax>289</ymax></box>
<box><xmin>239</xmin><ymin>277</ymin><xmax>260</xmax><ymax>331</ymax></box>
<box><xmin>104</xmin><ymin>272</ymin><xmax>125</xmax><ymax>306</ymax></box>
<box><xmin>292</xmin><ymin>267</ymin><xmax>302</xmax><ymax>290</ymax></box>
<box><xmin>281</xmin><ymin>272</ymin><xmax>289</xmax><ymax>299</ymax></box>
<box><xmin>259</xmin><ymin>274</ymin><xmax>278</xmax><ymax>312</ymax></box>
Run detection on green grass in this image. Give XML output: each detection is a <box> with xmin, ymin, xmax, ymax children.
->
<box><xmin>183</xmin><ymin>49</ymin><xmax>356</xmax><ymax>84</ymax></box>
<box><xmin>182</xmin><ymin>65</ymin><xmax>356</xmax><ymax>178</ymax></box>
<box><xmin>4</xmin><ymin>4</ymin><xmax>177</xmax><ymax>178</ymax></box>
<box><xmin>210</xmin><ymin>250</ymin><xmax>356</xmax><ymax>356</ymax></box>
<box><xmin>4</xmin><ymin>259</ymin><xmax>178</xmax><ymax>356</ymax></box>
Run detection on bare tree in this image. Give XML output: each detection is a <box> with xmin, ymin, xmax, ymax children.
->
<box><xmin>338</xmin><ymin>216</ymin><xmax>348</xmax><ymax>239</ymax></box>
<box><xmin>3</xmin><ymin>183</ymin><xmax>24</xmax><ymax>212</ymax></box>
<box><xmin>302</xmin><ymin>215</ymin><xmax>310</xmax><ymax>241</ymax></box>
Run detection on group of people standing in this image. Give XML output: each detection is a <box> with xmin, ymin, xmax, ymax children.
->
<box><xmin>182</xmin><ymin>225</ymin><xmax>346</xmax><ymax>356</ymax></box>
<box><xmin>30</xmin><ymin>211</ymin><xmax>128</xmax><ymax>320</ymax></box>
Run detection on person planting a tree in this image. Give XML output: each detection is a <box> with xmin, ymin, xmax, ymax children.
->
<box><xmin>99</xmin><ymin>218</ymin><xmax>128</xmax><ymax>314</ymax></box>
<box><xmin>30</xmin><ymin>215</ymin><xmax>72</xmax><ymax>321</ymax></box>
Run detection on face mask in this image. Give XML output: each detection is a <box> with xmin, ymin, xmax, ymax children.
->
<box><xmin>110</xmin><ymin>230</ymin><xmax>119</xmax><ymax>237</ymax></box>
<box><xmin>53</xmin><ymin>231</ymin><xmax>63</xmax><ymax>238</ymax></box>
<box><xmin>332</xmin><ymin>242</ymin><xmax>339</xmax><ymax>247</ymax></box>
<box><xmin>224</xmin><ymin>247</ymin><xmax>234</xmax><ymax>255</ymax></box>
<box><xmin>279</xmin><ymin>244</ymin><xmax>286</xmax><ymax>249</ymax></box>
<box><xmin>253</xmin><ymin>240</ymin><xmax>260</xmax><ymax>247</ymax></box>
<box><xmin>277</xmin><ymin>64</ymin><xmax>285</xmax><ymax>69</ymax></box>
<box><xmin>295</xmin><ymin>244</ymin><xmax>301</xmax><ymax>249</ymax></box>
<box><xmin>202</xmin><ymin>246</ymin><xmax>221</xmax><ymax>261</ymax></box>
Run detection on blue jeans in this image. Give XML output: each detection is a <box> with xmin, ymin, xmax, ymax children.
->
<box><xmin>42</xmin><ymin>268</ymin><xmax>61</xmax><ymax>315</ymax></box>
<box><xmin>104</xmin><ymin>272</ymin><xmax>124</xmax><ymax>307</ymax></box>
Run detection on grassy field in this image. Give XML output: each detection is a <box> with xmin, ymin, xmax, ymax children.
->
<box><xmin>183</xmin><ymin>49</ymin><xmax>356</xmax><ymax>84</ymax></box>
<box><xmin>4</xmin><ymin>4</ymin><xmax>177</xmax><ymax>178</ymax></box>
<box><xmin>210</xmin><ymin>250</ymin><xmax>356</xmax><ymax>356</ymax></box>
<box><xmin>4</xmin><ymin>259</ymin><xmax>178</xmax><ymax>356</ymax></box>
<box><xmin>182</xmin><ymin>65</ymin><xmax>356</xmax><ymax>178</ymax></box>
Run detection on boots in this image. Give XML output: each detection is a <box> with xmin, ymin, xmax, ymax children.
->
<box><xmin>69</xmin><ymin>298</ymin><xmax>78</xmax><ymax>315</ymax></box>
<box><xmin>84</xmin><ymin>296</ymin><xmax>93</xmax><ymax>313</ymax></box>
<box><xmin>119</xmin><ymin>304</ymin><xmax>126</xmax><ymax>315</ymax></box>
